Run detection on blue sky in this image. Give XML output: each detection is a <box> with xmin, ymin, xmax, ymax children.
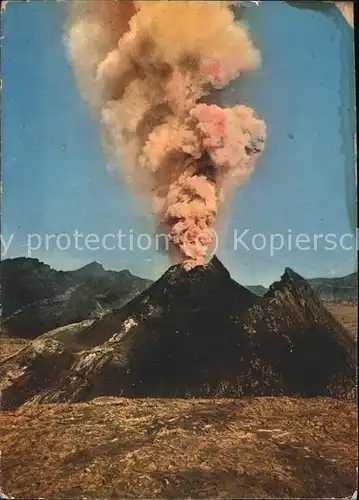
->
<box><xmin>1</xmin><ymin>1</ymin><xmax>356</xmax><ymax>285</ymax></box>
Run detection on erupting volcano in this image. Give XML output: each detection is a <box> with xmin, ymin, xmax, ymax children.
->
<box><xmin>65</xmin><ymin>0</ymin><xmax>266</xmax><ymax>268</ymax></box>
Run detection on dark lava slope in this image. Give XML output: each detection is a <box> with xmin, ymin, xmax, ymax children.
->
<box><xmin>0</xmin><ymin>257</ymin><xmax>356</xmax><ymax>409</ymax></box>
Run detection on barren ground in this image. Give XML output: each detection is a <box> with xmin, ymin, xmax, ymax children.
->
<box><xmin>324</xmin><ymin>301</ymin><xmax>357</xmax><ymax>339</ymax></box>
<box><xmin>0</xmin><ymin>334</ymin><xmax>28</xmax><ymax>362</ymax></box>
<box><xmin>1</xmin><ymin>397</ymin><xmax>356</xmax><ymax>498</ymax></box>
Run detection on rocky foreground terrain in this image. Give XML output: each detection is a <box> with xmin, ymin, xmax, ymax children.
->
<box><xmin>1</xmin><ymin>397</ymin><xmax>356</xmax><ymax>498</ymax></box>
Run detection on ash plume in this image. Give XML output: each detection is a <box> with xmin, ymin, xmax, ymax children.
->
<box><xmin>65</xmin><ymin>0</ymin><xmax>266</xmax><ymax>269</ymax></box>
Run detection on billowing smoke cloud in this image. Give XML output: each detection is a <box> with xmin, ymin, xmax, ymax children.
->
<box><xmin>65</xmin><ymin>0</ymin><xmax>266</xmax><ymax>269</ymax></box>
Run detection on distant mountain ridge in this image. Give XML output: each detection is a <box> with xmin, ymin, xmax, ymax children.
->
<box><xmin>245</xmin><ymin>285</ymin><xmax>268</xmax><ymax>297</ymax></box>
<box><xmin>0</xmin><ymin>257</ymin><xmax>152</xmax><ymax>338</ymax></box>
<box><xmin>247</xmin><ymin>272</ymin><xmax>358</xmax><ymax>301</ymax></box>
<box><xmin>307</xmin><ymin>273</ymin><xmax>357</xmax><ymax>301</ymax></box>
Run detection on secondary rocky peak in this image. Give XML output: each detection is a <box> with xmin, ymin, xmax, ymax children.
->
<box><xmin>265</xmin><ymin>266</ymin><xmax>314</xmax><ymax>301</ymax></box>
